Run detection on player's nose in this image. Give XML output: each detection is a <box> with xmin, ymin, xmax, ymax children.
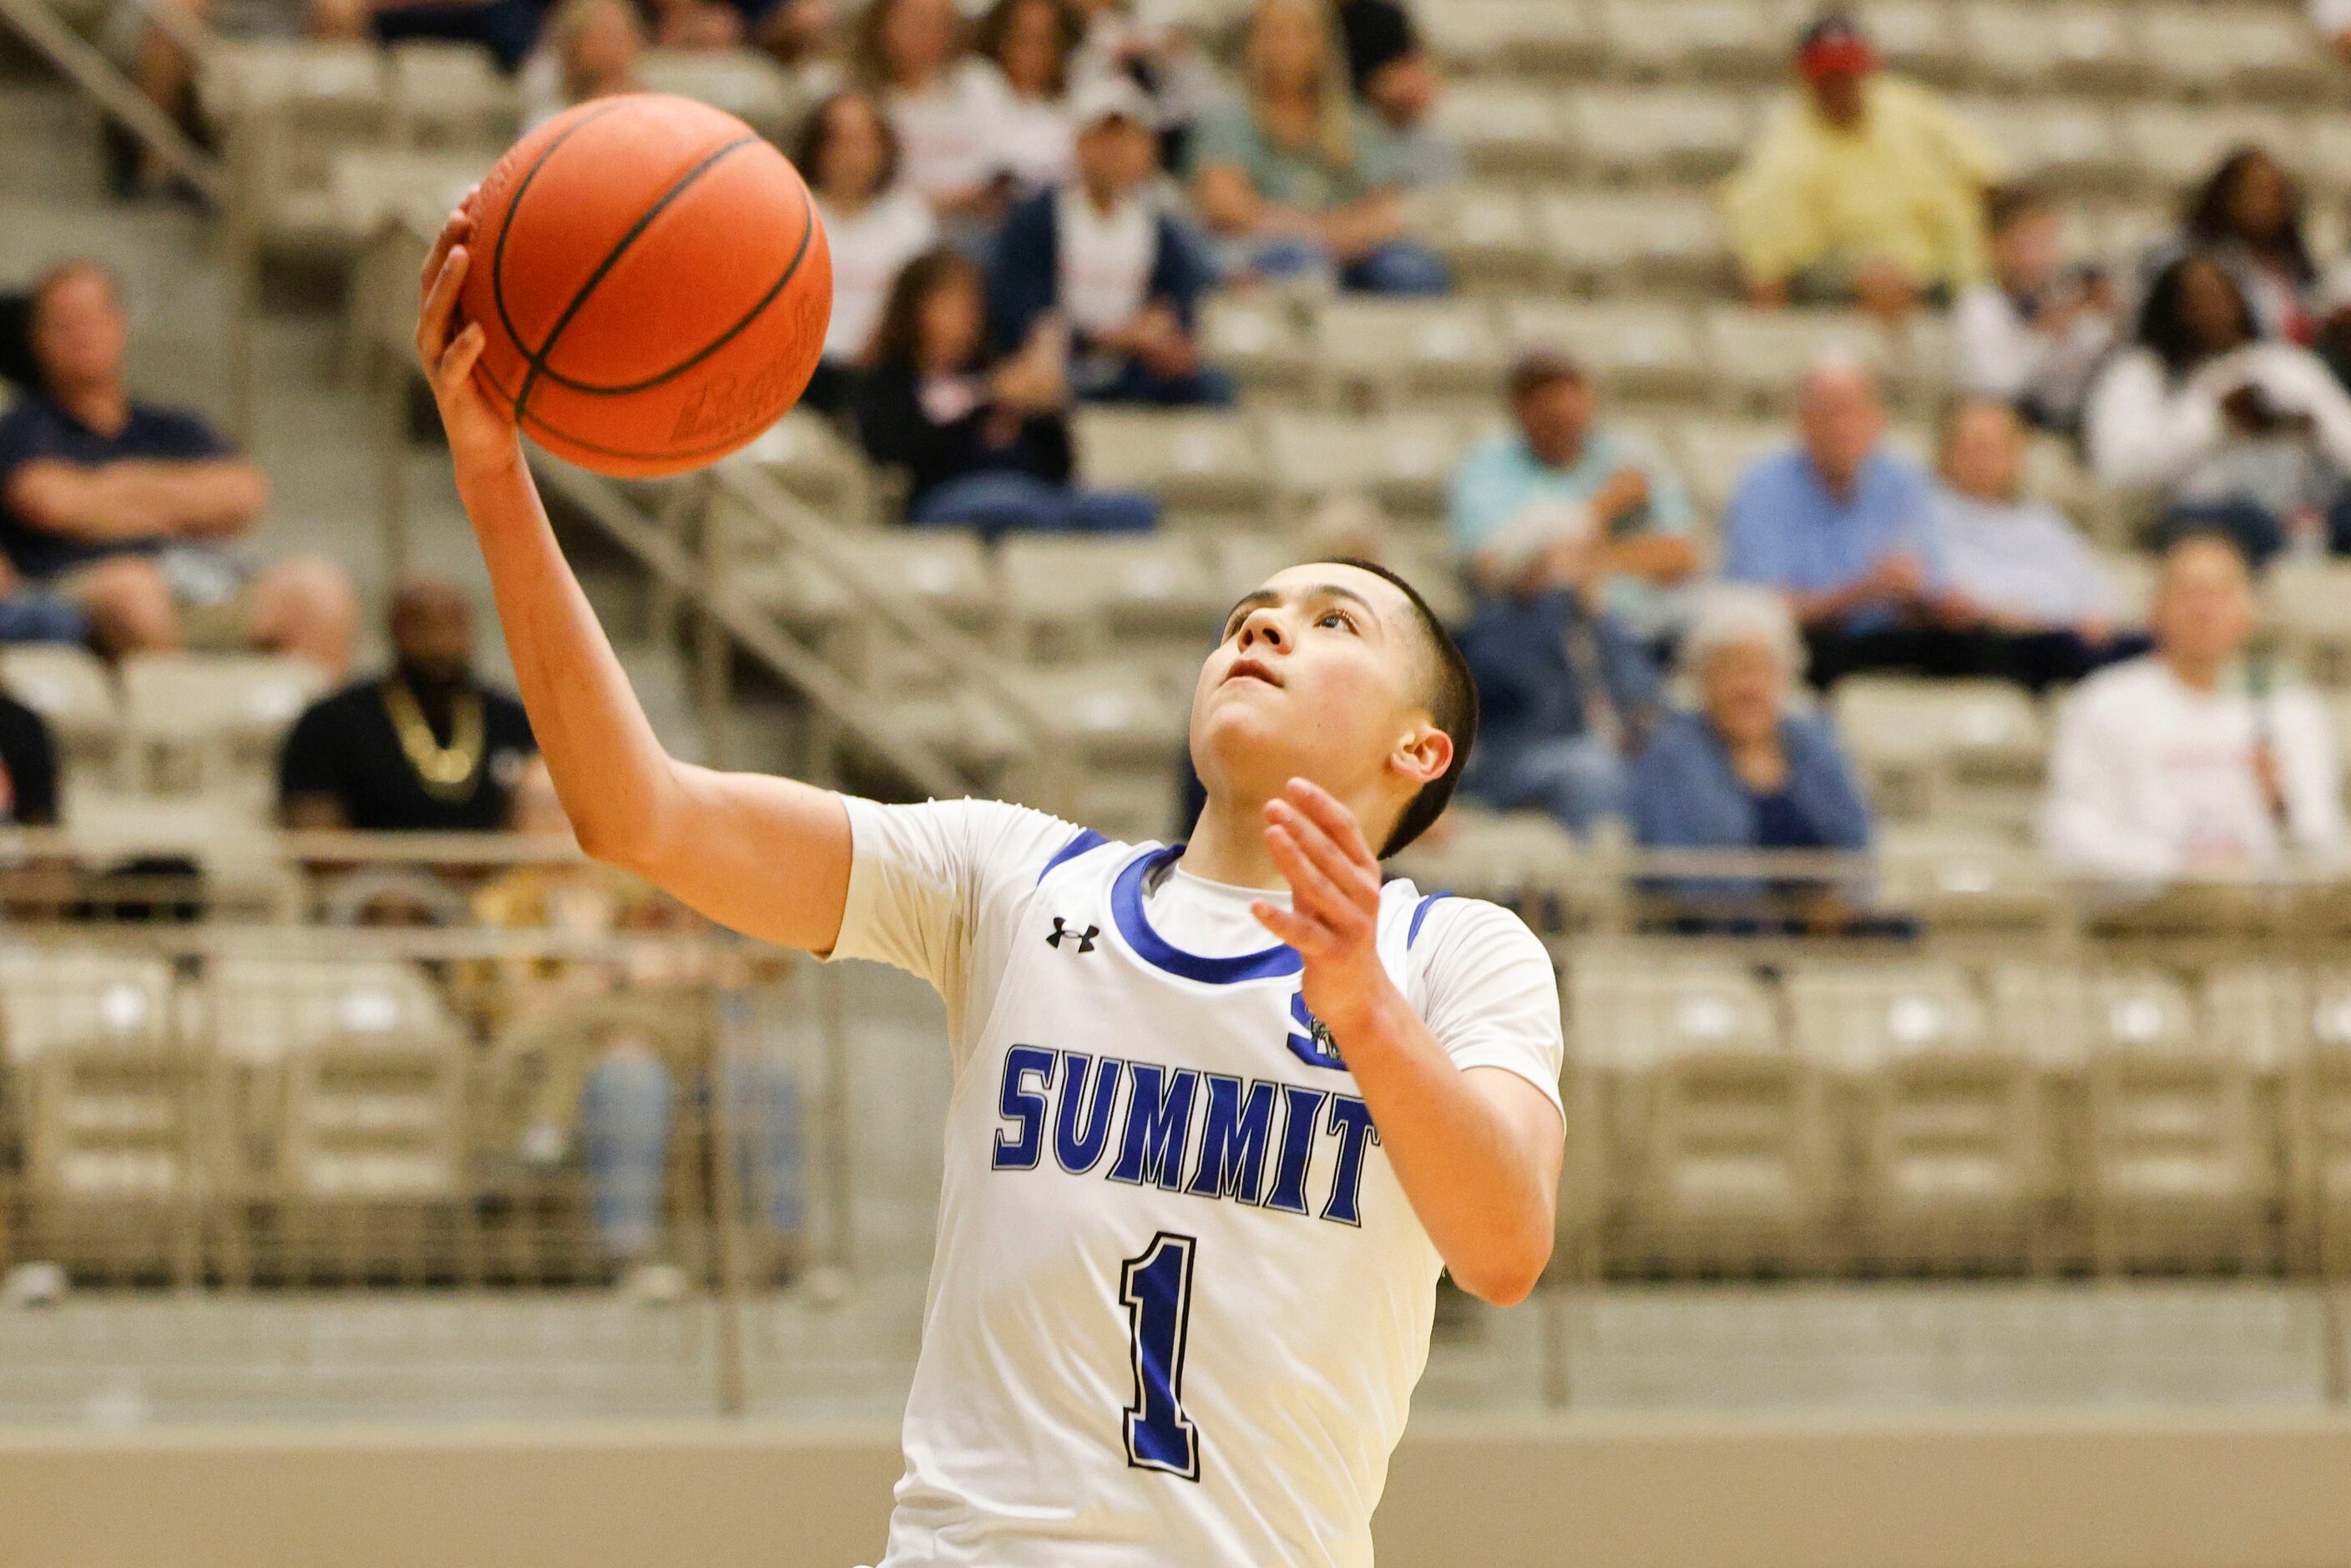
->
<box><xmin>1236</xmin><ymin>606</ymin><xmax>1287</xmax><ymax>650</ymax></box>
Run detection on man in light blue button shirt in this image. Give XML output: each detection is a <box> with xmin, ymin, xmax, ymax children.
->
<box><xmin>1449</xmin><ymin>349</ymin><xmax>1701</xmax><ymax>645</ymax></box>
<box><xmin>1720</xmin><ymin>357</ymin><xmax>1977</xmax><ymax>685</ymax></box>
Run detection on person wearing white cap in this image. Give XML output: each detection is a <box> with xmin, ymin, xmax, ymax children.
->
<box><xmin>986</xmin><ymin>72</ymin><xmax>1236</xmax><ymax>405</ymax></box>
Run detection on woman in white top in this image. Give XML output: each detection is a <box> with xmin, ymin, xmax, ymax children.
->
<box><xmin>972</xmin><ymin>0</ymin><xmax>1081</xmax><ymax>195</ymax></box>
<box><xmin>796</xmin><ymin>89</ymin><xmax>940</xmax><ymax>415</ymax></box>
<box><xmin>855</xmin><ymin>0</ymin><xmax>1014</xmax><ymax>223</ymax></box>
<box><xmin>2085</xmin><ymin>251</ymin><xmax>2351</xmax><ymax>565</ymax></box>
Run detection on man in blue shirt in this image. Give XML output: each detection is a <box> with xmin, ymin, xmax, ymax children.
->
<box><xmin>0</xmin><ymin>260</ymin><xmax>354</xmax><ymax>672</ymax></box>
<box><xmin>1719</xmin><ymin>356</ymin><xmax>1975</xmax><ymax>685</ymax></box>
<box><xmin>1449</xmin><ymin>348</ymin><xmax>1701</xmax><ymax>645</ymax></box>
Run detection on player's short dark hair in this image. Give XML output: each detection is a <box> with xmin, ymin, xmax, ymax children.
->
<box><xmin>1315</xmin><ymin>558</ymin><xmax>1478</xmax><ymax>858</ymax></box>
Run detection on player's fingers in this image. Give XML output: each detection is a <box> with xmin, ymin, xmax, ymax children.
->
<box><xmin>1267</xmin><ymin>797</ymin><xmax>1378</xmax><ymax>908</ymax></box>
<box><xmin>437</xmin><ymin>321</ymin><xmax>487</xmax><ymax>392</ymax></box>
<box><xmin>1250</xmin><ymin>898</ymin><xmax>1329</xmax><ymax>955</ymax></box>
<box><xmin>1265</xmin><ymin>823</ymin><xmax>1368</xmax><ymax>939</ymax></box>
<box><xmin>1283</xmin><ymin>777</ymin><xmax>1378</xmax><ymax>870</ymax></box>
<box><xmin>417</xmin><ymin>245</ymin><xmax>470</xmax><ymax>369</ymax></box>
<box><xmin>418</xmin><ymin>206</ymin><xmax>471</xmax><ymax>300</ymax></box>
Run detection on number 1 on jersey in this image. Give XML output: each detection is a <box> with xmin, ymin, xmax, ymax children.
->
<box><xmin>1120</xmin><ymin>1232</ymin><xmax>1201</xmax><ymax>1481</ymax></box>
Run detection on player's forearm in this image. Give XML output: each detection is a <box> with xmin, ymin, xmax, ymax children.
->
<box><xmin>1331</xmin><ymin>984</ymin><xmax>1555</xmax><ymax>1306</ymax></box>
<box><xmin>456</xmin><ymin>442</ymin><xmax>686</xmax><ymax>868</ymax></box>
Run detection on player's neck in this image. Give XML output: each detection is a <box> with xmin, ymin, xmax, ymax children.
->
<box><xmin>1176</xmin><ymin>797</ymin><xmax>1289</xmax><ymax>892</ymax></box>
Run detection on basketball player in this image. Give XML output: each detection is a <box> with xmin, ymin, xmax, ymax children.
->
<box><xmin>417</xmin><ymin>202</ymin><xmax>1565</xmax><ymax>1565</ymax></box>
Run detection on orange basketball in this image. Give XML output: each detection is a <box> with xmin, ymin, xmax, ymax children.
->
<box><xmin>459</xmin><ymin>94</ymin><xmax>832</xmax><ymax>478</ymax></box>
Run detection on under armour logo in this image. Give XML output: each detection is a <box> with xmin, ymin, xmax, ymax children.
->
<box><xmin>1047</xmin><ymin>918</ymin><xmax>1099</xmax><ymax>953</ymax></box>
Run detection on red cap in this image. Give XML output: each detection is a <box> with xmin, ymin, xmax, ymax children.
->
<box><xmin>1796</xmin><ymin>14</ymin><xmax>1876</xmax><ymax>78</ymax></box>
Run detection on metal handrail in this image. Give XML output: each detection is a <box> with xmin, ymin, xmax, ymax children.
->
<box><xmin>0</xmin><ymin>0</ymin><xmax>222</xmax><ymax>201</ymax></box>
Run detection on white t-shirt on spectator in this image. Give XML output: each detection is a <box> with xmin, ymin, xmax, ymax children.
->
<box><xmin>889</xmin><ymin>61</ymin><xmax>1014</xmax><ymax>207</ymax></box>
<box><xmin>822</xmin><ymin>795</ymin><xmax>1562</xmax><ymax>1566</ymax></box>
<box><xmin>1054</xmin><ymin>185</ymin><xmax>1156</xmax><ymax>338</ymax></box>
<box><xmin>817</xmin><ymin>185</ymin><xmax>939</xmax><ymax>363</ymax></box>
<box><xmin>978</xmin><ymin>61</ymin><xmax>1075</xmax><ymax>192</ymax></box>
<box><xmin>2040</xmin><ymin>654</ymin><xmax>2346</xmax><ymax>883</ymax></box>
<box><xmin>2315</xmin><ymin>0</ymin><xmax>2351</xmax><ymax>37</ymax></box>
<box><xmin>1952</xmin><ymin>281</ymin><xmax>2116</xmax><ymax>423</ymax></box>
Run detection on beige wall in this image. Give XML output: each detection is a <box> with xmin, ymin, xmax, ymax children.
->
<box><xmin>7</xmin><ymin>1412</ymin><xmax>2351</xmax><ymax>1568</ymax></box>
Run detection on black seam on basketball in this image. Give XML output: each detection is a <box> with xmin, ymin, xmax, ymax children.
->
<box><xmin>523</xmin><ymin>179</ymin><xmax>819</xmax><ymax>397</ymax></box>
<box><xmin>476</xmin><ymin>352</ymin><xmax>809</xmax><ymax>464</ymax></box>
<box><xmin>490</xmin><ymin>98</ymin><xmax>630</xmax><ymax>372</ymax></box>
<box><xmin>513</xmin><ymin>134</ymin><xmax>761</xmax><ymax>421</ymax></box>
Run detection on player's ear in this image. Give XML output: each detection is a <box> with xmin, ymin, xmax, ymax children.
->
<box><xmin>1392</xmin><ymin>718</ymin><xmax>1451</xmax><ymax>791</ymax></box>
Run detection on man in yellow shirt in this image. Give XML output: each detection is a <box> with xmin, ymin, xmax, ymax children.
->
<box><xmin>1722</xmin><ymin>13</ymin><xmax>2005</xmax><ymax>321</ymax></box>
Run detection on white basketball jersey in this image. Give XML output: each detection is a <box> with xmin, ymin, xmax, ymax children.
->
<box><xmin>827</xmin><ymin>798</ymin><xmax>1564</xmax><ymax>1567</ymax></box>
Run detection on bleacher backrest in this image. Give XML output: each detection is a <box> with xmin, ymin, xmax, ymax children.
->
<box><xmin>0</xmin><ymin>950</ymin><xmax>174</xmax><ymax>1065</ymax></box>
<box><xmin>205</xmin><ymin>958</ymin><xmax>457</xmax><ymax>1067</ymax></box>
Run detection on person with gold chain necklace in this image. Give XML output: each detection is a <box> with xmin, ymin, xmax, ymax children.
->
<box><xmin>279</xmin><ymin>578</ymin><xmax>536</xmax><ymax>832</ymax></box>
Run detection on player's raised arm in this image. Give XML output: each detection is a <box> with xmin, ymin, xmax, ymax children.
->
<box><xmin>415</xmin><ymin>202</ymin><xmax>851</xmax><ymax>953</ymax></box>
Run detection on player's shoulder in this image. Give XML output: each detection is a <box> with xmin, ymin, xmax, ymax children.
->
<box><xmin>1381</xmin><ymin>878</ymin><xmax>1546</xmax><ymax>960</ymax></box>
<box><xmin>846</xmin><ymin>794</ymin><xmax>1133</xmax><ymax>888</ymax></box>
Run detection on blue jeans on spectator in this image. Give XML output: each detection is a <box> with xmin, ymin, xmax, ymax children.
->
<box><xmin>910</xmin><ymin>473</ymin><xmax>1160</xmax><ymax>540</ymax></box>
<box><xmin>1462</xmin><ymin>732</ymin><xmax>1629</xmax><ymax>836</ymax></box>
<box><xmin>1075</xmin><ymin>355</ymin><xmax>1239</xmax><ymax>408</ymax></box>
<box><xmin>0</xmin><ymin>590</ymin><xmax>87</xmax><ymax>645</ymax></box>
<box><xmin>579</xmin><ymin>1044</ymin><xmax>805</xmax><ymax>1262</ymax></box>
<box><xmin>1236</xmin><ymin>235</ymin><xmax>1454</xmax><ymax>296</ymax></box>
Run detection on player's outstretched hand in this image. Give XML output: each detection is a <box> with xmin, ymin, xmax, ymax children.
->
<box><xmin>1253</xmin><ymin>778</ymin><xmax>1391</xmax><ymax>1037</ymax></box>
<box><xmin>416</xmin><ymin>196</ymin><xmax>521</xmax><ymax>477</ymax></box>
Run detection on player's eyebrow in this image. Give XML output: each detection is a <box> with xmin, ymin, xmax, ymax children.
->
<box><xmin>1220</xmin><ymin>583</ymin><xmax>1383</xmax><ymax>636</ymax></box>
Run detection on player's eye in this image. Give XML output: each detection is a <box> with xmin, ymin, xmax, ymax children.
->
<box><xmin>1317</xmin><ymin>609</ymin><xmax>1357</xmax><ymax>633</ymax></box>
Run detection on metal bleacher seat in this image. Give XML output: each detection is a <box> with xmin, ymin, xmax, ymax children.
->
<box><xmin>2279</xmin><ymin>971</ymin><xmax>2351</xmax><ymax>1271</ymax></box>
<box><xmin>1566</xmin><ymin>88</ymin><xmax>1754</xmax><ymax>182</ymax></box>
<box><xmin>2119</xmin><ymin>105</ymin><xmax>2301</xmax><ymax>194</ymax></box>
<box><xmin>1949</xmin><ymin>97</ymin><xmax>2127</xmax><ymax>193</ymax></box>
<box><xmin>1311</xmin><ymin>296</ymin><xmax>1508</xmax><ymax>408</ymax></box>
<box><xmin>1673</xmin><ymin>417</ymin><xmax>1789</xmax><ymax>518</ymax></box>
<box><xmin>2264</xmin><ymin>559</ymin><xmax>2351</xmax><ymax>687</ymax></box>
<box><xmin>1833</xmin><ymin>676</ymin><xmax>2046</xmax><ymax>827</ymax></box>
<box><xmin>1429</xmin><ymin>81</ymin><xmax>1575</xmax><ymax>177</ymax></box>
<box><xmin>737</xmin><ymin>410</ymin><xmax>876</xmax><ymax>525</ymax></box>
<box><xmin>326</xmin><ymin>148</ymin><xmax>490</xmax><ymax>250</ymax></box>
<box><xmin>2136</xmin><ymin>4</ymin><xmax>2330</xmax><ymax>103</ymax></box>
<box><xmin>1629</xmin><ymin>1037</ymin><xmax>1838</xmax><ymax>1272</ymax></box>
<box><xmin>1697</xmin><ymin>306</ymin><xmax>1894</xmax><ymax>412</ymax></box>
<box><xmin>1953</xmin><ymin>3</ymin><xmax>2141</xmax><ymax>93</ymax></box>
<box><xmin>383</xmin><ymin>40</ymin><xmax>516</xmax><ymax>149</ymax></box>
<box><xmin>0</xmin><ymin>643</ymin><xmax>119</xmax><ymax>791</ymax></box>
<box><xmin>117</xmin><ymin>653</ymin><xmax>326</xmax><ymax>810</ymax></box>
<box><xmin>1530</xmin><ymin>190</ymin><xmax>1731</xmax><ymax>293</ymax></box>
<box><xmin>636</xmin><ymin>48</ymin><xmax>801</xmax><ymax>141</ymax></box>
<box><xmin>1408</xmin><ymin>184</ymin><xmax>1545</xmax><ymax>286</ymax></box>
<box><xmin>994</xmin><ymin>534</ymin><xmax>1224</xmax><ymax>665</ymax></box>
<box><xmin>1858</xmin><ymin>0</ymin><xmax>1965</xmax><ymax>83</ymax></box>
<box><xmin>1415</xmin><ymin>0</ymin><xmax>1603</xmax><ymax>78</ymax></box>
<box><xmin>1196</xmin><ymin>293</ymin><xmax>1314</xmax><ymax>395</ymax></box>
<box><xmin>736</xmin><ymin>527</ymin><xmax>999</xmax><ymax>640</ymax></box>
<box><xmin>1597</xmin><ymin>0</ymin><xmax>1799</xmax><ymax>81</ymax></box>
<box><xmin>200</xmin><ymin>40</ymin><xmax>391</xmax><ymax>259</ymax></box>
<box><xmin>1501</xmin><ymin>297</ymin><xmax>1708</xmax><ymax>403</ymax></box>
<box><xmin>1878</xmin><ymin>822</ymin><xmax>2062</xmax><ymax>935</ymax></box>
<box><xmin>1074</xmin><ymin>408</ymin><xmax>1267</xmax><ymax>519</ymax></box>
<box><xmin>1262</xmin><ymin>410</ymin><xmax>1469</xmax><ymax>524</ymax></box>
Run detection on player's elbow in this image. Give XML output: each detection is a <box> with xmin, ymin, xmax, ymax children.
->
<box><xmin>1454</xmin><ymin>1232</ymin><xmax>1552</xmax><ymax>1308</ymax></box>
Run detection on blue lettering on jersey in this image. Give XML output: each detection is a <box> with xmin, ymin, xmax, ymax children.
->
<box><xmin>1285</xmin><ymin>992</ymin><xmax>1347</xmax><ymax>1071</ymax></box>
<box><xmin>1109</xmin><ymin>1063</ymin><xmax>1201</xmax><ymax>1191</ymax></box>
<box><xmin>993</xmin><ymin>1050</ymin><xmax>1375</xmax><ymax>1227</ymax></box>
<box><xmin>992</xmin><ymin>1045</ymin><xmax>1056</xmax><ymax>1170</ymax></box>
<box><xmin>1186</xmin><ymin>1075</ymin><xmax>1277</xmax><ymax>1204</ymax></box>
<box><xmin>1053</xmin><ymin>1052</ymin><xmax>1124</xmax><ymax>1176</ymax></box>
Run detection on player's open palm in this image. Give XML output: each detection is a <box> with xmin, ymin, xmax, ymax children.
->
<box><xmin>1252</xmin><ymin>777</ymin><xmax>1391</xmax><ymax>1039</ymax></box>
<box><xmin>416</xmin><ymin>196</ymin><xmax>521</xmax><ymax>475</ymax></box>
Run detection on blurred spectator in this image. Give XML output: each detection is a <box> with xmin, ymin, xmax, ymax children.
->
<box><xmin>854</xmin><ymin>247</ymin><xmax>1160</xmax><ymax>536</ymax></box>
<box><xmin>986</xmin><ymin>76</ymin><xmax>1233</xmax><ymax>407</ymax></box>
<box><xmin>799</xmin><ymin>89</ymin><xmax>938</xmax><ymax>417</ymax></box>
<box><xmin>0</xmin><ymin>261</ymin><xmax>355</xmax><ymax>672</ymax></box>
<box><xmin>1335</xmin><ymin>0</ymin><xmax>1460</xmax><ymax>189</ymax></box>
<box><xmin>1449</xmin><ymin>347</ymin><xmax>1699</xmax><ymax>648</ymax></box>
<box><xmin>1722</xmin><ymin>12</ymin><xmax>2002</xmax><ymax>320</ymax></box>
<box><xmin>2318</xmin><ymin>0</ymin><xmax>2351</xmax><ymax>68</ymax></box>
<box><xmin>2085</xmin><ymin>253</ymin><xmax>2351</xmax><ymax>567</ymax></box>
<box><xmin>756</xmin><ymin>0</ymin><xmax>847</xmax><ymax>97</ymax></box>
<box><xmin>1185</xmin><ymin>0</ymin><xmax>1450</xmax><ymax>296</ymax></box>
<box><xmin>1932</xmin><ymin>400</ymin><xmax>2141</xmax><ymax>693</ymax></box>
<box><xmin>1629</xmin><ymin>586</ymin><xmax>1876</xmax><ymax>931</ymax></box>
<box><xmin>2041</xmin><ymin>532</ymin><xmax>2344</xmax><ymax>884</ymax></box>
<box><xmin>2151</xmin><ymin>148</ymin><xmax>2319</xmax><ymax>345</ymax></box>
<box><xmin>0</xmin><ymin>688</ymin><xmax>57</xmax><ymax>827</ymax></box>
<box><xmin>1068</xmin><ymin>0</ymin><xmax>1222</xmax><ymax>164</ymax></box>
<box><xmin>1954</xmin><ymin>186</ymin><xmax>2121</xmax><ymax>437</ymax></box>
<box><xmin>518</xmin><ymin>0</ymin><xmax>646</xmax><ymax>131</ymax></box>
<box><xmin>857</xmin><ymin>0</ymin><xmax>1013</xmax><ymax>224</ymax></box>
<box><xmin>307</xmin><ymin>0</ymin><xmax>541</xmax><ymax>71</ymax></box>
<box><xmin>1720</xmin><ymin>357</ymin><xmax>1967</xmax><ymax>686</ymax></box>
<box><xmin>1454</xmin><ymin>536</ymin><xmax>1661</xmax><ymax>839</ymax></box>
<box><xmin>974</xmin><ymin>0</ymin><xmax>1082</xmax><ymax>195</ymax></box>
<box><xmin>280</xmin><ymin>579</ymin><xmax>536</xmax><ymax>832</ymax></box>
<box><xmin>486</xmin><ymin>761</ymin><xmax>802</xmax><ymax>1294</ymax></box>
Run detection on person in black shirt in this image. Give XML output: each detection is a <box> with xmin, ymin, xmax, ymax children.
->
<box><xmin>852</xmin><ymin>245</ymin><xmax>1160</xmax><ymax>539</ymax></box>
<box><xmin>279</xmin><ymin>579</ymin><xmax>535</xmax><ymax>831</ymax></box>
<box><xmin>0</xmin><ymin>688</ymin><xmax>58</xmax><ymax>826</ymax></box>
<box><xmin>0</xmin><ymin>260</ymin><xmax>357</xmax><ymax>672</ymax></box>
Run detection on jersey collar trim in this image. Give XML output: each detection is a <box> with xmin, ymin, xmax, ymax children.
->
<box><xmin>1109</xmin><ymin>844</ymin><xmax>1304</xmax><ymax>984</ymax></box>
